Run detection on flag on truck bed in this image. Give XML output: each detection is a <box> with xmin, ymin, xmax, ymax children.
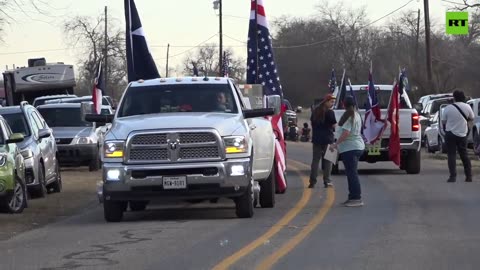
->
<box><xmin>363</xmin><ymin>68</ymin><xmax>386</xmax><ymax>144</ymax></box>
<box><xmin>125</xmin><ymin>0</ymin><xmax>160</xmax><ymax>82</ymax></box>
<box><xmin>92</xmin><ymin>61</ymin><xmax>104</xmax><ymax>114</ymax></box>
<box><xmin>388</xmin><ymin>79</ymin><xmax>401</xmax><ymax>166</ymax></box>
<box><xmin>247</xmin><ymin>0</ymin><xmax>286</xmax><ymax>193</ymax></box>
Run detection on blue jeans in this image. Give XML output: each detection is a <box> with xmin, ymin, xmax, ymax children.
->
<box><xmin>341</xmin><ymin>150</ymin><xmax>363</xmax><ymax>200</ymax></box>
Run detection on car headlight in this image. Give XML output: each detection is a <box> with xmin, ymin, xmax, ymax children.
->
<box><xmin>223</xmin><ymin>136</ymin><xmax>248</xmax><ymax>154</ymax></box>
<box><xmin>21</xmin><ymin>149</ymin><xmax>33</xmax><ymax>159</ymax></box>
<box><xmin>104</xmin><ymin>141</ymin><xmax>124</xmax><ymax>158</ymax></box>
<box><xmin>72</xmin><ymin>136</ymin><xmax>96</xmax><ymax>145</ymax></box>
<box><xmin>0</xmin><ymin>154</ymin><xmax>6</xmax><ymax>167</ymax></box>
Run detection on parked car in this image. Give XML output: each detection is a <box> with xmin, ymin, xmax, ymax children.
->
<box><xmin>424</xmin><ymin>111</ymin><xmax>447</xmax><ymax>153</ymax></box>
<box><xmin>37</xmin><ymin>103</ymin><xmax>101</xmax><ymax>171</ymax></box>
<box><xmin>0</xmin><ymin>102</ymin><xmax>62</xmax><ymax>197</ymax></box>
<box><xmin>283</xmin><ymin>99</ymin><xmax>297</xmax><ymax>127</ymax></box>
<box><xmin>32</xmin><ymin>94</ymin><xmax>77</xmax><ymax>107</ymax></box>
<box><xmin>415</xmin><ymin>93</ymin><xmax>453</xmax><ymax>113</ymax></box>
<box><xmin>419</xmin><ymin>97</ymin><xmax>454</xmax><ymax>145</ymax></box>
<box><xmin>466</xmin><ymin>98</ymin><xmax>480</xmax><ymax>147</ymax></box>
<box><xmin>0</xmin><ymin>116</ymin><xmax>27</xmax><ymax>213</ymax></box>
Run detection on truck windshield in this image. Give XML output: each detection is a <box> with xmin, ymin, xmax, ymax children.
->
<box><xmin>37</xmin><ymin>108</ymin><xmax>92</xmax><ymax>127</ymax></box>
<box><xmin>349</xmin><ymin>90</ymin><xmax>412</xmax><ymax>110</ymax></box>
<box><xmin>118</xmin><ymin>84</ymin><xmax>238</xmax><ymax>118</ymax></box>
<box><xmin>2</xmin><ymin>113</ymin><xmax>31</xmax><ymax>137</ymax></box>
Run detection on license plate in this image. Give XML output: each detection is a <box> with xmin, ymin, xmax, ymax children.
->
<box><xmin>163</xmin><ymin>176</ymin><xmax>187</xmax><ymax>189</ymax></box>
<box><xmin>367</xmin><ymin>142</ymin><xmax>381</xmax><ymax>156</ymax></box>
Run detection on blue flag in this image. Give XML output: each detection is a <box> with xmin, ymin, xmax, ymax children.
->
<box><xmin>328</xmin><ymin>69</ymin><xmax>337</xmax><ymax>93</ymax></box>
<box><xmin>124</xmin><ymin>0</ymin><xmax>160</xmax><ymax>82</ymax></box>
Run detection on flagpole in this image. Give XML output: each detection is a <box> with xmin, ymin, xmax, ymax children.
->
<box><xmin>104</xmin><ymin>5</ymin><xmax>109</xmax><ymax>97</ymax></box>
<box><xmin>166</xmin><ymin>43</ymin><xmax>170</xmax><ymax>77</ymax></box>
<box><xmin>254</xmin><ymin>0</ymin><xmax>259</xmax><ymax>84</ymax></box>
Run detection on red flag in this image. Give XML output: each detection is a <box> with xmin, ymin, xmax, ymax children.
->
<box><xmin>267</xmin><ymin>103</ymin><xmax>287</xmax><ymax>193</ymax></box>
<box><xmin>388</xmin><ymin>81</ymin><xmax>401</xmax><ymax>166</ymax></box>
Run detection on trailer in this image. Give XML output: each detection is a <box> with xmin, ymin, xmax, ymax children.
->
<box><xmin>2</xmin><ymin>58</ymin><xmax>76</xmax><ymax>106</ymax></box>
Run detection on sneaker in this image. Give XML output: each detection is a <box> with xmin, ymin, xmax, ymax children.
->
<box><xmin>323</xmin><ymin>182</ymin><xmax>334</xmax><ymax>188</ymax></box>
<box><xmin>466</xmin><ymin>177</ymin><xmax>473</xmax><ymax>182</ymax></box>
<box><xmin>447</xmin><ymin>178</ymin><xmax>456</xmax><ymax>183</ymax></box>
<box><xmin>344</xmin><ymin>200</ymin><xmax>364</xmax><ymax>207</ymax></box>
<box><xmin>308</xmin><ymin>183</ymin><xmax>315</xmax><ymax>189</ymax></box>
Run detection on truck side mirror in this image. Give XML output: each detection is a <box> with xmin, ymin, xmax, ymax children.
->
<box><xmin>266</xmin><ymin>95</ymin><xmax>281</xmax><ymax>115</ymax></box>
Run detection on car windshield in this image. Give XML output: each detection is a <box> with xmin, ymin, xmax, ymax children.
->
<box><xmin>2</xmin><ymin>113</ymin><xmax>31</xmax><ymax>137</ymax></box>
<box><xmin>339</xmin><ymin>90</ymin><xmax>412</xmax><ymax>110</ymax></box>
<box><xmin>118</xmin><ymin>84</ymin><xmax>238</xmax><ymax>118</ymax></box>
<box><xmin>37</xmin><ymin>108</ymin><xmax>92</xmax><ymax>127</ymax></box>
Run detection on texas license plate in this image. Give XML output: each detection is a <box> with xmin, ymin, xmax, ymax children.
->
<box><xmin>163</xmin><ymin>176</ymin><xmax>187</xmax><ymax>189</ymax></box>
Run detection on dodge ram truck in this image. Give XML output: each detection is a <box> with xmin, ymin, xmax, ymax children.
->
<box><xmin>86</xmin><ymin>77</ymin><xmax>280</xmax><ymax>222</ymax></box>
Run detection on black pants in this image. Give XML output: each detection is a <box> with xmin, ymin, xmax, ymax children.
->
<box><xmin>445</xmin><ymin>131</ymin><xmax>472</xmax><ymax>179</ymax></box>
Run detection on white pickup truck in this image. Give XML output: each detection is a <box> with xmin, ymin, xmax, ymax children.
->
<box><xmin>333</xmin><ymin>84</ymin><xmax>421</xmax><ymax>174</ymax></box>
<box><xmin>86</xmin><ymin>77</ymin><xmax>280</xmax><ymax>222</ymax></box>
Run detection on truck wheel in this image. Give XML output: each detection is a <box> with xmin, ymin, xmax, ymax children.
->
<box><xmin>331</xmin><ymin>163</ymin><xmax>339</xmax><ymax>175</ymax></box>
<box><xmin>104</xmin><ymin>200</ymin><xmax>126</xmax><ymax>222</ymax></box>
<box><xmin>405</xmin><ymin>150</ymin><xmax>421</xmax><ymax>174</ymax></box>
<box><xmin>129</xmin><ymin>201</ymin><xmax>148</xmax><ymax>212</ymax></box>
<box><xmin>235</xmin><ymin>179</ymin><xmax>254</xmax><ymax>218</ymax></box>
<box><xmin>259</xmin><ymin>162</ymin><xmax>276</xmax><ymax>208</ymax></box>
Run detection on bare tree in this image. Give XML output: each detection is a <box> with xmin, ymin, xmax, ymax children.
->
<box><xmin>451</xmin><ymin>0</ymin><xmax>480</xmax><ymax>10</ymax></box>
<box><xmin>63</xmin><ymin>14</ymin><xmax>127</xmax><ymax>101</ymax></box>
<box><xmin>181</xmin><ymin>44</ymin><xmax>245</xmax><ymax>82</ymax></box>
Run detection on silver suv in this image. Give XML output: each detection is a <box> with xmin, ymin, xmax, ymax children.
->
<box><xmin>0</xmin><ymin>102</ymin><xmax>62</xmax><ymax>197</ymax></box>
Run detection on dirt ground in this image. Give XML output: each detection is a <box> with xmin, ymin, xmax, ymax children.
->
<box><xmin>0</xmin><ymin>167</ymin><xmax>101</xmax><ymax>241</ymax></box>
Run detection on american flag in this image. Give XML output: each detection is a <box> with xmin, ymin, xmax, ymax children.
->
<box><xmin>363</xmin><ymin>67</ymin><xmax>386</xmax><ymax>144</ymax></box>
<box><xmin>222</xmin><ymin>51</ymin><xmax>229</xmax><ymax>78</ymax></box>
<box><xmin>247</xmin><ymin>0</ymin><xmax>286</xmax><ymax>193</ymax></box>
<box><xmin>398</xmin><ymin>68</ymin><xmax>409</xmax><ymax>108</ymax></box>
<box><xmin>328</xmin><ymin>68</ymin><xmax>337</xmax><ymax>93</ymax></box>
<box><xmin>92</xmin><ymin>61</ymin><xmax>104</xmax><ymax>114</ymax></box>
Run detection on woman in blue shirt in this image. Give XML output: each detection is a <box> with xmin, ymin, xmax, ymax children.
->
<box><xmin>331</xmin><ymin>96</ymin><xmax>365</xmax><ymax>207</ymax></box>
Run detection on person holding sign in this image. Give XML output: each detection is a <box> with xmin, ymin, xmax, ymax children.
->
<box><xmin>331</xmin><ymin>96</ymin><xmax>365</xmax><ymax>207</ymax></box>
<box><xmin>309</xmin><ymin>94</ymin><xmax>337</xmax><ymax>188</ymax></box>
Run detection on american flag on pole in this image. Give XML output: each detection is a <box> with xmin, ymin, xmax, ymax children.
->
<box><xmin>363</xmin><ymin>66</ymin><xmax>387</xmax><ymax>144</ymax></box>
<box><xmin>247</xmin><ymin>0</ymin><xmax>287</xmax><ymax>193</ymax></box>
<box><xmin>222</xmin><ymin>51</ymin><xmax>229</xmax><ymax>78</ymax></box>
<box><xmin>92</xmin><ymin>61</ymin><xmax>104</xmax><ymax>114</ymax></box>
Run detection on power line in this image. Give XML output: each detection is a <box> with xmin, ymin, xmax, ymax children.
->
<box><xmin>273</xmin><ymin>0</ymin><xmax>415</xmax><ymax>49</ymax></box>
<box><xmin>155</xmin><ymin>34</ymin><xmax>219</xmax><ymax>60</ymax></box>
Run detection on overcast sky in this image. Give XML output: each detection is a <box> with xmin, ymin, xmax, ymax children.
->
<box><xmin>0</xmin><ymin>0</ymin><xmax>452</xmax><ymax>75</ymax></box>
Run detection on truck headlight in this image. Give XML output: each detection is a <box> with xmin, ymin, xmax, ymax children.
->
<box><xmin>72</xmin><ymin>136</ymin><xmax>96</xmax><ymax>144</ymax></box>
<box><xmin>0</xmin><ymin>154</ymin><xmax>6</xmax><ymax>166</ymax></box>
<box><xmin>104</xmin><ymin>141</ymin><xmax>124</xmax><ymax>158</ymax></box>
<box><xmin>21</xmin><ymin>149</ymin><xmax>33</xmax><ymax>159</ymax></box>
<box><xmin>223</xmin><ymin>136</ymin><xmax>248</xmax><ymax>154</ymax></box>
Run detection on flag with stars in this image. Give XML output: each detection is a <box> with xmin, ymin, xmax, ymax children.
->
<box><xmin>247</xmin><ymin>0</ymin><xmax>287</xmax><ymax>193</ymax></box>
<box><xmin>328</xmin><ymin>69</ymin><xmax>337</xmax><ymax>93</ymax></box>
<box><xmin>124</xmin><ymin>0</ymin><xmax>160</xmax><ymax>82</ymax></box>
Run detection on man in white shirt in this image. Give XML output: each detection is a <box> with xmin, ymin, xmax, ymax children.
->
<box><xmin>441</xmin><ymin>90</ymin><xmax>474</xmax><ymax>182</ymax></box>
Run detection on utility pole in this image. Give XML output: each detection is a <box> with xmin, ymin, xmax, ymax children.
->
<box><xmin>219</xmin><ymin>0</ymin><xmax>223</xmax><ymax>76</ymax></box>
<box><xmin>423</xmin><ymin>0</ymin><xmax>433</xmax><ymax>91</ymax></box>
<box><xmin>415</xmin><ymin>8</ymin><xmax>420</xmax><ymax>62</ymax></box>
<box><xmin>166</xmin><ymin>43</ymin><xmax>170</xmax><ymax>77</ymax></box>
<box><xmin>104</xmin><ymin>5</ymin><xmax>109</xmax><ymax>97</ymax></box>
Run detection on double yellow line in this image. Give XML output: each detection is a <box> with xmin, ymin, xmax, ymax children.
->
<box><xmin>212</xmin><ymin>159</ymin><xmax>335</xmax><ymax>270</ymax></box>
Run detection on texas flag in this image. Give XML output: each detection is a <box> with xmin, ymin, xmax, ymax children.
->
<box><xmin>363</xmin><ymin>67</ymin><xmax>386</xmax><ymax>144</ymax></box>
<box><xmin>92</xmin><ymin>61</ymin><xmax>104</xmax><ymax>114</ymax></box>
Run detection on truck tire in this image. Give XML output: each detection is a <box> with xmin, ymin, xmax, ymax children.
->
<box><xmin>405</xmin><ymin>150</ymin><xmax>421</xmax><ymax>174</ymax></box>
<box><xmin>235</xmin><ymin>179</ymin><xmax>254</xmax><ymax>218</ymax></box>
<box><xmin>259</xmin><ymin>162</ymin><xmax>276</xmax><ymax>208</ymax></box>
<box><xmin>104</xmin><ymin>200</ymin><xmax>126</xmax><ymax>222</ymax></box>
<box><xmin>129</xmin><ymin>201</ymin><xmax>148</xmax><ymax>212</ymax></box>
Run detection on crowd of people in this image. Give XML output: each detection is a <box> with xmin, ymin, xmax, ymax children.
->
<box><xmin>305</xmin><ymin>89</ymin><xmax>475</xmax><ymax>207</ymax></box>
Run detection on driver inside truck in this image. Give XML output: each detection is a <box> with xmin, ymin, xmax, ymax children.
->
<box><xmin>214</xmin><ymin>92</ymin><xmax>228</xmax><ymax>112</ymax></box>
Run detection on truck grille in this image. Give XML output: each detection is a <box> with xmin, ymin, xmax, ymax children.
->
<box><xmin>127</xmin><ymin>131</ymin><xmax>222</xmax><ymax>163</ymax></box>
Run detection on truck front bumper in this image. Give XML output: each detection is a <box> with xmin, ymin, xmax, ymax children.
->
<box><xmin>101</xmin><ymin>158</ymin><xmax>251</xmax><ymax>202</ymax></box>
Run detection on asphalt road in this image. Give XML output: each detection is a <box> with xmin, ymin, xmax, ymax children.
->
<box><xmin>2</xmin><ymin>142</ymin><xmax>480</xmax><ymax>270</ymax></box>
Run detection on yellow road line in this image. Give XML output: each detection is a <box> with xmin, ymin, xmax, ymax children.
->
<box><xmin>255</xmin><ymin>160</ymin><xmax>335</xmax><ymax>270</ymax></box>
<box><xmin>212</xmin><ymin>162</ymin><xmax>311</xmax><ymax>270</ymax></box>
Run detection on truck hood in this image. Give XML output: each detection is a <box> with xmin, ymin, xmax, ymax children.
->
<box><xmin>109</xmin><ymin>113</ymin><xmax>245</xmax><ymax>139</ymax></box>
<box><xmin>51</xmin><ymin>126</ymin><xmax>94</xmax><ymax>139</ymax></box>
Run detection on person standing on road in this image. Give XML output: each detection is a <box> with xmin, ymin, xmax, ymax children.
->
<box><xmin>441</xmin><ymin>90</ymin><xmax>474</xmax><ymax>182</ymax></box>
<box><xmin>309</xmin><ymin>94</ymin><xmax>337</xmax><ymax>188</ymax></box>
<box><xmin>331</xmin><ymin>96</ymin><xmax>365</xmax><ymax>207</ymax></box>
